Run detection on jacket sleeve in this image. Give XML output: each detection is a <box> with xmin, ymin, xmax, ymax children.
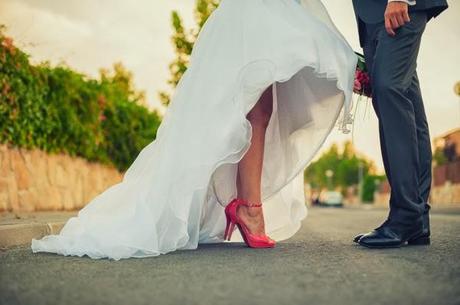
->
<box><xmin>388</xmin><ymin>0</ymin><xmax>416</xmax><ymax>5</ymax></box>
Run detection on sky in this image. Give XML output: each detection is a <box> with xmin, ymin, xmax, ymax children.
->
<box><xmin>1</xmin><ymin>0</ymin><xmax>459</xmax><ymax>172</ymax></box>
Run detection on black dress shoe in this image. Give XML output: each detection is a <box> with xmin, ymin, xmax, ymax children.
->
<box><xmin>353</xmin><ymin>233</ymin><xmax>364</xmax><ymax>243</ymax></box>
<box><xmin>355</xmin><ymin>229</ymin><xmax>430</xmax><ymax>245</ymax></box>
<box><xmin>353</xmin><ymin>218</ymin><xmax>391</xmax><ymax>244</ymax></box>
<box><xmin>408</xmin><ymin>209</ymin><xmax>431</xmax><ymax>245</ymax></box>
<box><xmin>358</xmin><ymin>219</ymin><xmax>426</xmax><ymax>249</ymax></box>
<box><xmin>354</xmin><ymin>212</ymin><xmax>431</xmax><ymax>245</ymax></box>
<box><xmin>407</xmin><ymin>233</ymin><xmax>430</xmax><ymax>245</ymax></box>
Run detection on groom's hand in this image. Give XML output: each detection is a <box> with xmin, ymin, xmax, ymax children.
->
<box><xmin>384</xmin><ymin>2</ymin><xmax>411</xmax><ymax>36</ymax></box>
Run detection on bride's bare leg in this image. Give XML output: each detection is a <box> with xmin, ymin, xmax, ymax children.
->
<box><xmin>236</xmin><ymin>85</ymin><xmax>273</xmax><ymax>236</ymax></box>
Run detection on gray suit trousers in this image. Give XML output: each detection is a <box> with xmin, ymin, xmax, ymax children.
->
<box><xmin>362</xmin><ymin>11</ymin><xmax>432</xmax><ymax>223</ymax></box>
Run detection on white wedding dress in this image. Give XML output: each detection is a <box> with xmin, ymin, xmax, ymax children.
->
<box><xmin>32</xmin><ymin>0</ymin><xmax>357</xmax><ymax>260</ymax></box>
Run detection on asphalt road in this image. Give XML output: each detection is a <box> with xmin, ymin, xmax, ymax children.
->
<box><xmin>1</xmin><ymin>207</ymin><xmax>459</xmax><ymax>305</ymax></box>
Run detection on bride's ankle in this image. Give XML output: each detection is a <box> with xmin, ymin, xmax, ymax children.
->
<box><xmin>239</xmin><ymin>205</ymin><xmax>263</xmax><ymax>218</ymax></box>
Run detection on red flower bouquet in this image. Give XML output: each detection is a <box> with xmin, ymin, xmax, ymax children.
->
<box><xmin>354</xmin><ymin>52</ymin><xmax>372</xmax><ymax>98</ymax></box>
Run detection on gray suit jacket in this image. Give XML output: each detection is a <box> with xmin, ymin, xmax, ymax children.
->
<box><xmin>353</xmin><ymin>0</ymin><xmax>448</xmax><ymax>46</ymax></box>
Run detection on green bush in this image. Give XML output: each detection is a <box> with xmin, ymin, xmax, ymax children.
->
<box><xmin>361</xmin><ymin>175</ymin><xmax>385</xmax><ymax>203</ymax></box>
<box><xmin>0</xmin><ymin>28</ymin><xmax>162</xmax><ymax>171</ymax></box>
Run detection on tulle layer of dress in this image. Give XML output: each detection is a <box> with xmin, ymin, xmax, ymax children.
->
<box><xmin>31</xmin><ymin>0</ymin><xmax>357</xmax><ymax>260</ymax></box>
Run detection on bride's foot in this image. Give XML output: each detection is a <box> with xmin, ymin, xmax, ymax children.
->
<box><xmin>236</xmin><ymin>203</ymin><xmax>266</xmax><ymax>236</ymax></box>
<box><xmin>224</xmin><ymin>198</ymin><xmax>275</xmax><ymax>247</ymax></box>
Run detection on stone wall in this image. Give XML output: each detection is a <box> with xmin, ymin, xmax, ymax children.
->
<box><xmin>374</xmin><ymin>183</ymin><xmax>460</xmax><ymax>208</ymax></box>
<box><xmin>431</xmin><ymin>182</ymin><xmax>460</xmax><ymax>206</ymax></box>
<box><xmin>0</xmin><ymin>145</ymin><xmax>123</xmax><ymax>212</ymax></box>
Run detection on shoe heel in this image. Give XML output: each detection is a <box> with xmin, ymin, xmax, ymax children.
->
<box><xmin>408</xmin><ymin>236</ymin><xmax>430</xmax><ymax>246</ymax></box>
<box><xmin>226</xmin><ymin>222</ymin><xmax>236</xmax><ymax>241</ymax></box>
<box><xmin>224</xmin><ymin>215</ymin><xmax>230</xmax><ymax>240</ymax></box>
<box><xmin>224</xmin><ymin>214</ymin><xmax>236</xmax><ymax>241</ymax></box>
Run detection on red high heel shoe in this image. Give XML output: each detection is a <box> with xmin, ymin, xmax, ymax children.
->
<box><xmin>224</xmin><ymin>198</ymin><xmax>275</xmax><ymax>248</ymax></box>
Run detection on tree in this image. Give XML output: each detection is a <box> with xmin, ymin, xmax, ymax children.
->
<box><xmin>158</xmin><ymin>0</ymin><xmax>220</xmax><ymax>106</ymax></box>
<box><xmin>454</xmin><ymin>81</ymin><xmax>460</xmax><ymax>96</ymax></box>
<box><xmin>304</xmin><ymin>141</ymin><xmax>377</xmax><ymax>192</ymax></box>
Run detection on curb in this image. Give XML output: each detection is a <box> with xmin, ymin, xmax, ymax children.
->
<box><xmin>0</xmin><ymin>221</ymin><xmax>66</xmax><ymax>249</ymax></box>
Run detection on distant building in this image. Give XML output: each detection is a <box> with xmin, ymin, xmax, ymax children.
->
<box><xmin>432</xmin><ymin>128</ymin><xmax>460</xmax><ymax>205</ymax></box>
<box><xmin>434</xmin><ymin>127</ymin><xmax>460</xmax><ymax>163</ymax></box>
